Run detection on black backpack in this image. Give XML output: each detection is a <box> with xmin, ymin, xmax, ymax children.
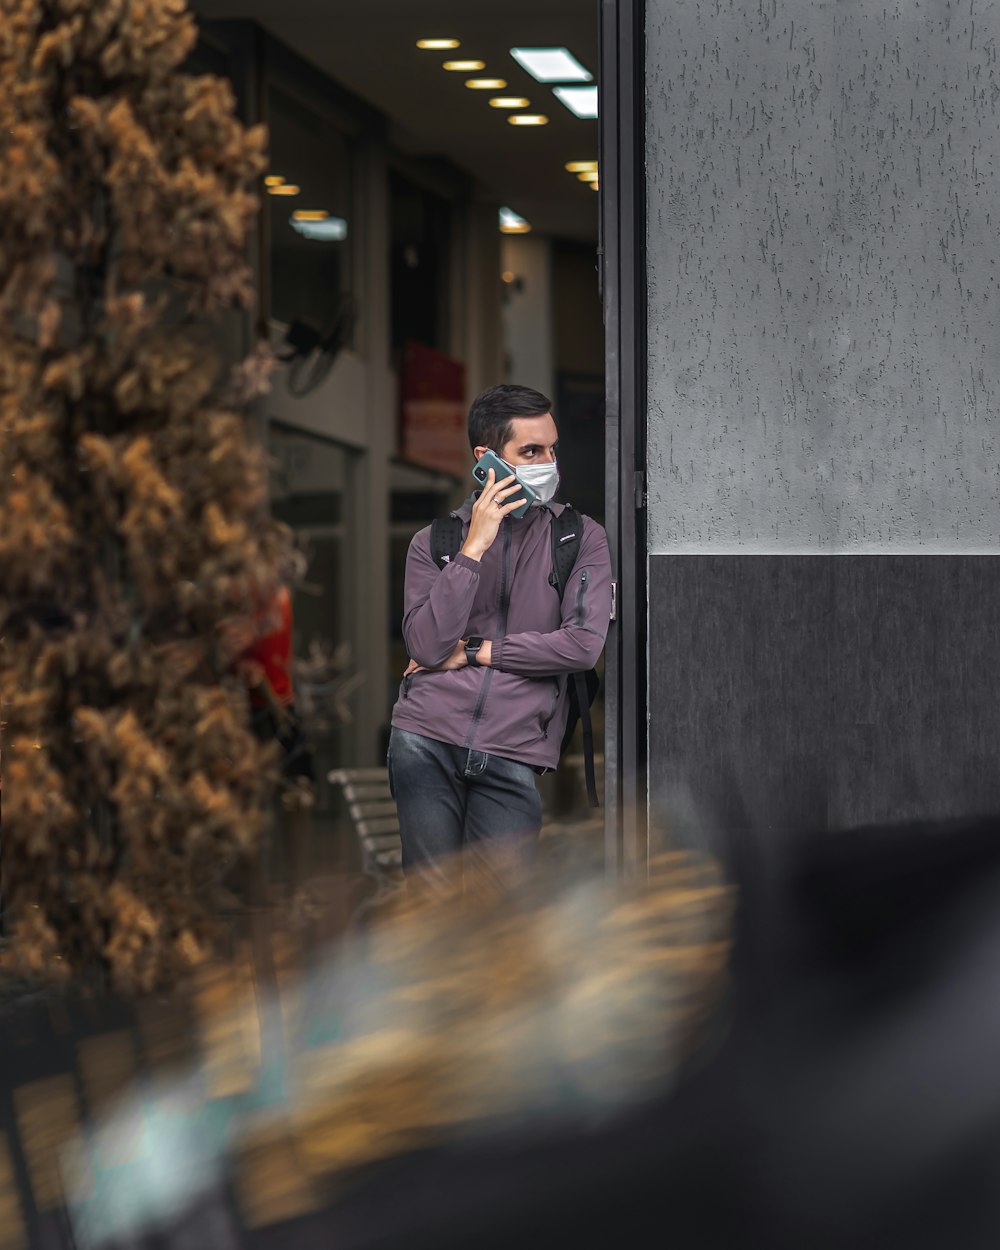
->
<box><xmin>430</xmin><ymin>506</ymin><xmax>601</xmax><ymax>807</ymax></box>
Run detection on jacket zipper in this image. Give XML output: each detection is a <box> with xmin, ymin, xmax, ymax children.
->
<box><xmin>463</xmin><ymin>519</ymin><xmax>512</xmax><ymax>750</ymax></box>
<box><xmin>576</xmin><ymin>568</ymin><xmax>590</xmax><ymax>626</ymax></box>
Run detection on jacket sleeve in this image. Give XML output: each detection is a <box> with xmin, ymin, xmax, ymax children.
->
<box><xmin>401</xmin><ymin>526</ymin><xmax>481</xmax><ymax>669</ymax></box>
<box><xmin>490</xmin><ymin>518</ymin><xmax>612</xmax><ymax>677</ymax></box>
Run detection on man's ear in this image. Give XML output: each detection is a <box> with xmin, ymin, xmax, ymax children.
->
<box><xmin>473</xmin><ymin>446</ymin><xmax>488</xmax><ymax>461</ymax></box>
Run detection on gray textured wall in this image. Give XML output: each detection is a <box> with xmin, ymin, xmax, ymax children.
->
<box><xmin>646</xmin><ymin>0</ymin><xmax>1000</xmax><ymax>553</ymax></box>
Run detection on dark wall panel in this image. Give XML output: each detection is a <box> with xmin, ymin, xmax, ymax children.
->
<box><xmin>649</xmin><ymin>556</ymin><xmax>1000</xmax><ymax>842</ymax></box>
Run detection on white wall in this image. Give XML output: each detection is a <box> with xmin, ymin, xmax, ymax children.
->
<box><xmin>501</xmin><ymin>235</ymin><xmax>555</xmax><ymax>402</ymax></box>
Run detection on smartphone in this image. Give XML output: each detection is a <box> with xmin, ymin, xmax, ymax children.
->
<box><xmin>472</xmin><ymin>449</ymin><xmax>536</xmax><ymax>519</ymax></box>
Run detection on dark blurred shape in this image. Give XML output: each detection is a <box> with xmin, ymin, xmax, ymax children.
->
<box><xmin>11</xmin><ymin>816</ymin><xmax>1000</xmax><ymax>1249</ymax></box>
<box><xmin>60</xmin><ymin>850</ymin><xmax>729</xmax><ymax>1249</ymax></box>
<box><xmin>270</xmin><ymin>816</ymin><xmax>1000</xmax><ymax>1250</ymax></box>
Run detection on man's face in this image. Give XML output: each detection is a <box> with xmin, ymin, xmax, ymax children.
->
<box><xmin>475</xmin><ymin>413</ymin><xmax>559</xmax><ymax>467</ymax></box>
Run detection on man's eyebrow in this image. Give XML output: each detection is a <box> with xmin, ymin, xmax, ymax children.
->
<box><xmin>518</xmin><ymin>442</ymin><xmax>558</xmax><ymax>453</ymax></box>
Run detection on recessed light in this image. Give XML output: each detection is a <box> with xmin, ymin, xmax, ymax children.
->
<box><xmin>565</xmin><ymin>160</ymin><xmax>598</xmax><ymax>173</ymax></box>
<box><xmin>417</xmin><ymin>39</ymin><xmax>460</xmax><ymax>50</ymax></box>
<box><xmin>292</xmin><ymin>210</ymin><xmax>329</xmax><ymax>221</ymax></box>
<box><xmin>508</xmin><ymin>114</ymin><xmax>548</xmax><ymax>126</ymax></box>
<box><xmin>466</xmin><ymin>78</ymin><xmax>506</xmax><ymax>89</ymax></box>
<box><xmin>510</xmin><ymin>47</ymin><xmax>592</xmax><ymax>83</ymax></box>
<box><xmin>590</xmin><ymin>181</ymin><xmax>599</xmax><ymax>190</ymax></box>
<box><xmin>499</xmin><ymin>207</ymin><xmax>531</xmax><ymax>234</ymax></box>
<box><xmin>577</xmin><ymin>170</ymin><xmax>599</xmax><ymax>183</ymax></box>
<box><xmin>443</xmin><ymin>60</ymin><xmax>485</xmax><ymax>71</ymax></box>
<box><xmin>264</xmin><ymin>175</ymin><xmax>285</xmax><ymax>187</ymax></box>
<box><xmin>553</xmin><ymin>85</ymin><xmax>599</xmax><ymax>119</ymax></box>
<box><xmin>490</xmin><ymin>97</ymin><xmax>530</xmax><ymax>109</ymax></box>
<box><xmin>268</xmin><ymin>184</ymin><xmax>300</xmax><ymax>196</ymax></box>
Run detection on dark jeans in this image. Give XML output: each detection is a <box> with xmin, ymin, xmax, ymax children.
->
<box><xmin>387</xmin><ymin>727</ymin><xmax>543</xmax><ymax>895</ymax></box>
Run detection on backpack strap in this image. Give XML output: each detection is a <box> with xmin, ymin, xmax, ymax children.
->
<box><xmin>548</xmin><ymin>505</ymin><xmax>582</xmax><ymax>595</ymax></box>
<box><xmin>430</xmin><ymin>515</ymin><xmax>464</xmax><ymax>569</ymax></box>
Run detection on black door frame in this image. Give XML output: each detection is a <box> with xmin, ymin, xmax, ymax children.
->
<box><xmin>600</xmin><ymin>0</ymin><xmax>647</xmax><ymax>875</ymax></box>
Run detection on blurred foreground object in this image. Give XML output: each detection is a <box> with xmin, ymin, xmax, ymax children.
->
<box><xmin>59</xmin><ymin>814</ymin><xmax>1000</xmax><ymax>1250</ymax></box>
<box><xmin>0</xmin><ymin>0</ymin><xmax>289</xmax><ymax>990</ymax></box>
<box><xmin>62</xmin><ymin>850</ymin><xmax>731</xmax><ymax>1246</ymax></box>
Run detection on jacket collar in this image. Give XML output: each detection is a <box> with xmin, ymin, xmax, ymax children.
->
<box><xmin>456</xmin><ymin>493</ymin><xmax>567</xmax><ymax>521</ymax></box>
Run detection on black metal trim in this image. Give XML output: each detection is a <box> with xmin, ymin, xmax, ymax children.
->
<box><xmin>600</xmin><ymin>0</ymin><xmax>648</xmax><ymax>876</ymax></box>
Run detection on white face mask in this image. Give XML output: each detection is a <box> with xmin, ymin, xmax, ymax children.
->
<box><xmin>511</xmin><ymin>458</ymin><xmax>560</xmax><ymax>505</ymax></box>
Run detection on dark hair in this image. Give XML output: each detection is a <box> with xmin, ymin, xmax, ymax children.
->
<box><xmin>468</xmin><ymin>384</ymin><xmax>552</xmax><ymax>452</ymax></box>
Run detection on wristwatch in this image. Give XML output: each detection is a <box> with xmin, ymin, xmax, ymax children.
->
<box><xmin>465</xmin><ymin>636</ymin><xmax>485</xmax><ymax>666</ymax></box>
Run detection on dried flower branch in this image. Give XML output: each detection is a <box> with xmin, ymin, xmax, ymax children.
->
<box><xmin>0</xmin><ymin>0</ymin><xmax>288</xmax><ymax>992</ymax></box>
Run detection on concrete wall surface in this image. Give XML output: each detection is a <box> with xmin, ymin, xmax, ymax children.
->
<box><xmin>646</xmin><ymin>0</ymin><xmax>1000</xmax><ymax>554</ymax></box>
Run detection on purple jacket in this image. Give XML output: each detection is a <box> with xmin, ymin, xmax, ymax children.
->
<box><xmin>391</xmin><ymin>497</ymin><xmax>613</xmax><ymax>770</ymax></box>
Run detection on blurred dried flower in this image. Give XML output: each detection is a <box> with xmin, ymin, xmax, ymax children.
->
<box><xmin>0</xmin><ymin>0</ymin><xmax>288</xmax><ymax>992</ymax></box>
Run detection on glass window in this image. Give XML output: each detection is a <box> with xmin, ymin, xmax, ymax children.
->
<box><xmin>389</xmin><ymin>171</ymin><xmax>452</xmax><ymax>354</ymax></box>
<box><xmin>269</xmin><ymin>426</ymin><xmax>360</xmax><ymax>794</ymax></box>
<box><xmin>266</xmin><ymin>86</ymin><xmax>354</xmax><ymax>333</ymax></box>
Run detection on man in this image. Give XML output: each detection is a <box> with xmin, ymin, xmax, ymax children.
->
<box><xmin>388</xmin><ymin>384</ymin><xmax>612</xmax><ymax>893</ymax></box>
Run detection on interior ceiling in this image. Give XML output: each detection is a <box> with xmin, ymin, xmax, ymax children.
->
<box><xmin>193</xmin><ymin>0</ymin><xmax>600</xmax><ymax>243</ymax></box>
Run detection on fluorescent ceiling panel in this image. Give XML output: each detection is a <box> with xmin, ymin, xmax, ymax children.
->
<box><xmin>291</xmin><ymin>216</ymin><xmax>348</xmax><ymax>241</ymax></box>
<box><xmin>510</xmin><ymin>47</ymin><xmax>592</xmax><ymax>83</ymax></box>
<box><xmin>499</xmin><ymin>206</ymin><xmax>530</xmax><ymax>232</ymax></box>
<box><xmin>553</xmin><ymin>86</ymin><xmax>599</xmax><ymax>118</ymax></box>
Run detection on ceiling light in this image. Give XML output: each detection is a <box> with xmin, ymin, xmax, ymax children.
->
<box><xmin>292</xmin><ymin>210</ymin><xmax>329</xmax><ymax>221</ymax></box>
<box><xmin>466</xmin><ymin>78</ymin><xmax>506</xmax><ymax>89</ymax></box>
<box><xmin>490</xmin><ymin>96</ymin><xmax>530</xmax><ymax>109</ymax></box>
<box><xmin>510</xmin><ymin>47</ymin><xmax>592</xmax><ymax>83</ymax></box>
<box><xmin>499</xmin><ymin>207</ymin><xmax>531</xmax><ymax>234</ymax></box>
<box><xmin>417</xmin><ymin>39</ymin><xmax>460</xmax><ymax>50</ymax></box>
<box><xmin>565</xmin><ymin>160</ymin><xmax>598</xmax><ymax>173</ymax></box>
<box><xmin>508</xmin><ymin>114</ymin><xmax>548</xmax><ymax>126</ymax></box>
<box><xmin>554</xmin><ymin>85</ymin><xmax>599</xmax><ymax>119</ymax></box>
<box><xmin>291</xmin><ymin>215</ymin><xmax>348</xmax><ymax>241</ymax></box>
<box><xmin>590</xmin><ymin>181</ymin><xmax>599</xmax><ymax>190</ymax></box>
<box><xmin>443</xmin><ymin>60</ymin><xmax>485</xmax><ymax>71</ymax></box>
<box><xmin>264</xmin><ymin>175</ymin><xmax>285</xmax><ymax>187</ymax></box>
<box><xmin>577</xmin><ymin>171</ymin><xmax>599</xmax><ymax>184</ymax></box>
<box><xmin>268</xmin><ymin>184</ymin><xmax>300</xmax><ymax>196</ymax></box>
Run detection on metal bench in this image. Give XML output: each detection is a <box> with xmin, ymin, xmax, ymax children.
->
<box><xmin>327</xmin><ymin>767</ymin><xmax>403</xmax><ymax>897</ymax></box>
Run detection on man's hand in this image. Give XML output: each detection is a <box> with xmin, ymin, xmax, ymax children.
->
<box><xmin>461</xmin><ymin>469</ymin><xmax>524</xmax><ymax>562</ymax></box>
<box><xmin>404</xmin><ymin>639</ymin><xmax>470</xmax><ymax>676</ymax></box>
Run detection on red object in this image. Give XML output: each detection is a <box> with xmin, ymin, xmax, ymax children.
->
<box><xmin>399</xmin><ymin>340</ymin><xmax>467</xmax><ymax>477</ymax></box>
<box><xmin>242</xmin><ymin>584</ymin><xmax>295</xmax><ymax>708</ymax></box>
